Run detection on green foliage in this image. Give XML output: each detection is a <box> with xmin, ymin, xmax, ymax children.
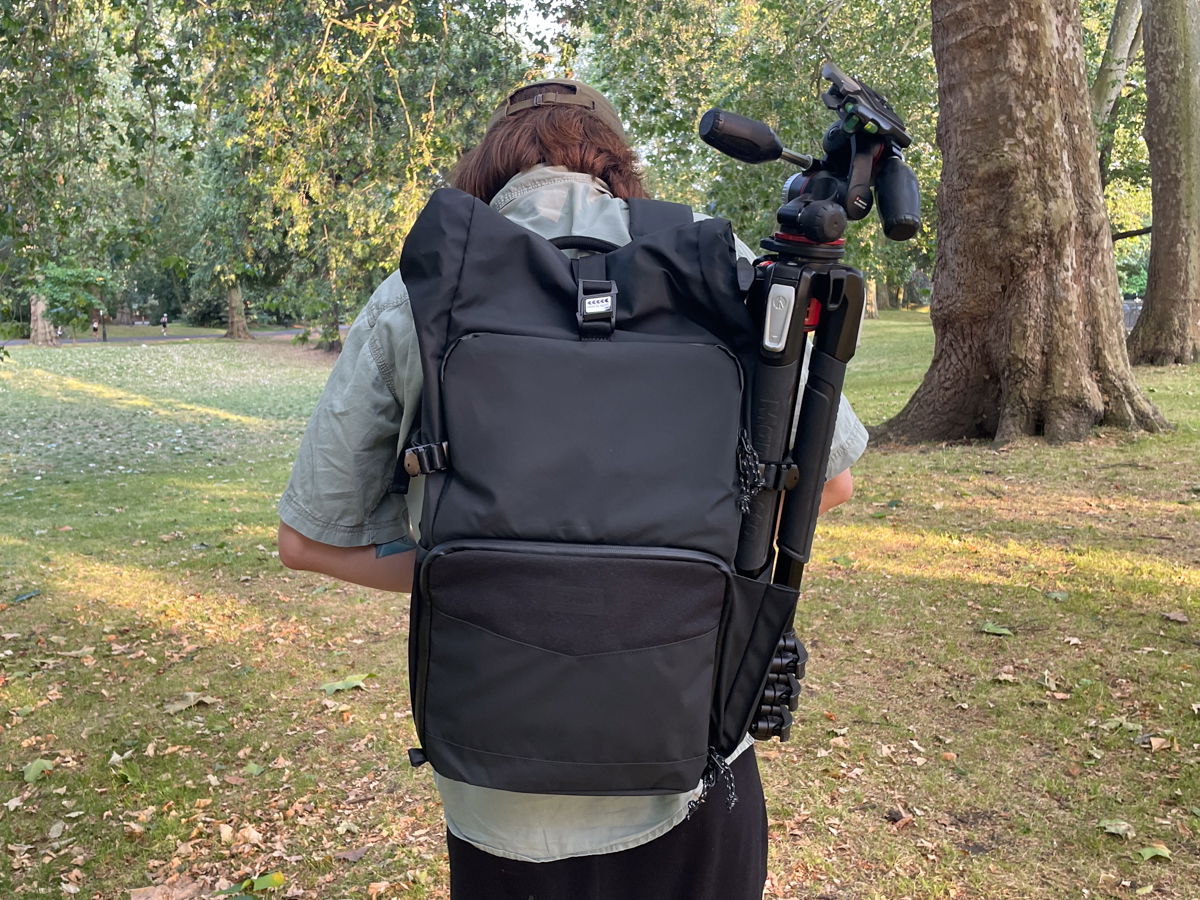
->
<box><xmin>36</xmin><ymin>262</ymin><xmax>110</xmax><ymax>327</ymax></box>
<box><xmin>1081</xmin><ymin>0</ymin><xmax>1152</xmax><ymax>227</ymax></box>
<box><xmin>190</xmin><ymin>0</ymin><xmax>532</xmax><ymax>330</ymax></box>
<box><xmin>557</xmin><ymin>0</ymin><xmax>939</xmax><ymax>286</ymax></box>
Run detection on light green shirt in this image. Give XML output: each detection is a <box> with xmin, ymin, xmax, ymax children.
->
<box><xmin>279</xmin><ymin>165</ymin><xmax>868</xmax><ymax>862</ymax></box>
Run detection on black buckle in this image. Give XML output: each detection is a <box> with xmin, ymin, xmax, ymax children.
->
<box><xmin>403</xmin><ymin>441</ymin><xmax>450</xmax><ymax>476</ymax></box>
<box><xmin>758</xmin><ymin>461</ymin><xmax>800</xmax><ymax>492</ymax></box>
<box><xmin>577</xmin><ymin>278</ymin><xmax>617</xmax><ymax>339</ymax></box>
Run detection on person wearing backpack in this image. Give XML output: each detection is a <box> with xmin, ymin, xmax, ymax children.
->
<box><xmin>278</xmin><ymin>79</ymin><xmax>867</xmax><ymax>900</ymax></box>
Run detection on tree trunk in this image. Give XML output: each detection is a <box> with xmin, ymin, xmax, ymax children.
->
<box><xmin>877</xmin><ymin>0</ymin><xmax>1166</xmax><ymax>444</ymax></box>
<box><xmin>864</xmin><ymin>279</ymin><xmax>879</xmax><ymax>319</ymax></box>
<box><xmin>318</xmin><ymin>297</ymin><xmax>343</xmax><ymax>353</ymax></box>
<box><xmin>903</xmin><ymin>270</ymin><xmax>932</xmax><ymax>308</ymax></box>
<box><xmin>29</xmin><ymin>295</ymin><xmax>58</xmax><ymax>346</ymax></box>
<box><xmin>1126</xmin><ymin>0</ymin><xmax>1200</xmax><ymax>365</ymax></box>
<box><xmin>1091</xmin><ymin>0</ymin><xmax>1143</xmax><ymax>129</ymax></box>
<box><xmin>223</xmin><ymin>281</ymin><xmax>253</xmax><ymax>340</ymax></box>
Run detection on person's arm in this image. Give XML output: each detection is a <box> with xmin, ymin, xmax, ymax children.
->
<box><xmin>277</xmin><ymin>522</ymin><xmax>416</xmax><ymax>593</ymax></box>
<box><xmin>819</xmin><ymin>468</ymin><xmax>853</xmax><ymax>514</ymax></box>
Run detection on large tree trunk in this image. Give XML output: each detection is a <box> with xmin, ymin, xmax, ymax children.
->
<box><xmin>223</xmin><ymin>281</ymin><xmax>253</xmax><ymax>340</ymax></box>
<box><xmin>1125</xmin><ymin>0</ymin><xmax>1200</xmax><ymax>365</ymax></box>
<box><xmin>29</xmin><ymin>295</ymin><xmax>58</xmax><ymax>347</ymax></box>
<box><xmin>877</xmin><ymin>0</ymin><xmax>1166</xmax><ymax>444</ymax></box>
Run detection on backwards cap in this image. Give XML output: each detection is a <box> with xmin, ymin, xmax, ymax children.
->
<box><xmin>488</xmin><ymin>79</ymin><xmax>626</xmax><ymax>141</ymax></box>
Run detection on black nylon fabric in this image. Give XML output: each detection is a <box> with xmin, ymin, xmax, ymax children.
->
<box><xmin>434</xmin><ymin>332</ymin><xmax>742</xmax><ymax>554</ymax></box>
<box><xmin>417</xmin><ymin>543</ymin><xmax>725</xmax><ymax>794</ymax></box>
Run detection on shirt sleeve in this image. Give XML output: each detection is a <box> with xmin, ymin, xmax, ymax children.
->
<box><xmin>278</xmin><ymin>271</ymin><xmax>425</xmax><ymax>547</ymax></box>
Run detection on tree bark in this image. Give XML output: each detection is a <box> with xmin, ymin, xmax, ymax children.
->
<box><xmin>864</xmin><ymin>279</ymin><xmax>879</xmax><ymax>320</ymax></box>
<box><xmin>223</xmin><ymin>281</ymin><xmax>253</xmax><ymax>340</ymax></box>
<box><xmin>877</xmin><ymin>0</ymin><xmax>1166</xmax><ymax>445</ymax></box>
<box><xmin>29</xmin><ymin>295</ymin><xmax>58</xmax><ymax>346</ymax></box>
<box><xmin>1091</xmin><ymin>0</ymin><xmax>1143</xmax><ymax>129</ymax></box>
<box><xmin>1126</xmin><ymin>0</ymin><xmax>1200</xmax><ymax>365</ymax></box>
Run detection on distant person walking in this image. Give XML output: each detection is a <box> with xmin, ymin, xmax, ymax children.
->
<box><xmin>160</xmin><ymin>313</ymin><xmax>168</xmax><ymax>336</ymax></box>
<box><xmin>92</xmin><ymin>319</ymin><xmax>99</xmax><ymax>337</ymax></box>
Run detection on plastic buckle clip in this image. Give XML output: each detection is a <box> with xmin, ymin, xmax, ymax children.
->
<box><xmin>577</xmin><ymin>278</ymin><xmax>617</xmax><ymax>339</ymax></box>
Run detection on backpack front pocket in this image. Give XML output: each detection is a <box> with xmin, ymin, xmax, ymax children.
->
<box><xmin>413</xmin><ymin>540</ymin><xmax>729</xmax><ymax>796</ymax></box>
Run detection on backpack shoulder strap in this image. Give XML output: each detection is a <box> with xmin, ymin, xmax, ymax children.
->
<box><xmin>626</xmin><ymin>197</ymin><xmax>693</xmax><ymax>238</ymax></box>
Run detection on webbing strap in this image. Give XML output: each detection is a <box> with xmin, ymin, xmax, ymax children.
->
<box><xmin>574</xmin><ymin>254</ymin><xmax>615</xmax><ymax>340</ymax></box>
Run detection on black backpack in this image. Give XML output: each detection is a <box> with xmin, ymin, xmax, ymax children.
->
<box><xmin>397</xmin><ymin>188</ymin><xmax>800</xmax><ymax>796</ymax></box>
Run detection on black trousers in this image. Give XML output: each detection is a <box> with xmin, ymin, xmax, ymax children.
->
<box><xmin>446</xmin><ymin>747</ymin><xmax>768</xmax><ymax>900</ymax></box>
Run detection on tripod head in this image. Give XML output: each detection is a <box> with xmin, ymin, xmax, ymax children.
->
<box><xmin>699</xmin><ymin>61</ymin><xmax>921</xmax><ymax>252</ymax></box>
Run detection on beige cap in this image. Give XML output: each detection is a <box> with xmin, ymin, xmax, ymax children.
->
<box><xmin>488</xmin><ymin>79</ymin><xmax>626</xmax><ymax>141</ymax></box>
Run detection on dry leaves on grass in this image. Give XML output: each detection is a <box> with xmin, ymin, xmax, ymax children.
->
<box><xmin>129</xmin><ymin>874</ymin><xmax>206</xmax><ymax>899</ymax></box>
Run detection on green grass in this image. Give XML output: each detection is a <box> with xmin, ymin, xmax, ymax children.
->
<box><xmin>1</xmin><ymin>316</ymin><xmax>1198</xmax><ymax>899</ymax></box>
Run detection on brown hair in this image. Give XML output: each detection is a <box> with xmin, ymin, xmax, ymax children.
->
<box><xmin>451</xmin><ymin>103</ymin><xmax>649</xmax><ymax>204</ymax></box>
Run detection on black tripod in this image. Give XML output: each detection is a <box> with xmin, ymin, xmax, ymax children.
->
<box><xmin>700</xmin><ymin>62</ymin><xmax>919</xmax><ymax>740</ymax></box>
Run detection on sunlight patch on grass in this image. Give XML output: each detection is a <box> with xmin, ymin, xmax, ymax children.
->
<box><xmin>818</xmin><ymin>522</ymin><xmax>1200</xmax><ymax>607</ymax></box>
<box><xmin>3</xmin><ymin>366</ymin><xmax>274</xmax><ymax>428</ymax></box>
<box><xmin>42</xmin><ymin>556</ymin><xmax>273</xmax><ymax>641</ymax></box>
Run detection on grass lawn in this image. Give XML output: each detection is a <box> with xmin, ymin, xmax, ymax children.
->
<box><xmin>1</xmin><ymin>315</ymin><xmax>1197</xmax><ymax>899</ymax></box>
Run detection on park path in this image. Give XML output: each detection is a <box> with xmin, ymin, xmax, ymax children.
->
<box><xmin>4</xmin><ymin>327</ymin><xmax>311</xmax><ymax>346</ymax></box>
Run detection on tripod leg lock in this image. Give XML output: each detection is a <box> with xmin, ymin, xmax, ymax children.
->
<box><xmin>750</xmin><ymin>630</ymin><xmax>808</xmax><ymax>741</ymax></box>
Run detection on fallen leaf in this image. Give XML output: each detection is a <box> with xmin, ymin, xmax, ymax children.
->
<box><xmin>1099</xmin><ymin>819</ymin><xmax>1136</xmax><ymax>839</ymax></box>
<box><xmin>236</xmin><ymin>824</ymin><xmax>265</xmax><ymax>846</ymax></box>
<box><xmin>128</xmin><ymin>875</ymin><xmax>206</xmax><ymax>899</ymax></box>
<box><xmin>1162</xmin><ymin>611</ymin><xmax>1189</xmax><ymax>624</ymax></box>
<box><xmin>23</xmin><ymin>758</ymin><xmax>54</xmax><ymax>783</ymax></box>
<box><xmin>980</xmin><ymin>622</ymin><xmax>1014</xmax><ymax>637</ymax></box>
<box><xmin>1136</xmin><ymin>843</ymin><xmax>1171</xmax><ymax>861</ymax></box>
<box><xmin>251</xmin><ymin>872</ymin><xmax>285</xmax><ymax>891</ymax></box>
<box><xmin>319</xmin><ymin>673</ymin><xmax>376</xmax><ymax>695</ymax></box>
<box><xmin>163</xmin><ymin>692</ymin><xmax>218</xmax><ymax>714</ymax></box>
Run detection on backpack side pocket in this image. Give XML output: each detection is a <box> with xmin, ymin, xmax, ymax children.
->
<box><xmin>712</xmin><ymin>574</ymin><xmax>800</xmax><ymax>754</ymax></box>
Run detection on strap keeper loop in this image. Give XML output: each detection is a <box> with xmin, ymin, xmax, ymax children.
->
<box><xmin>404</xmin><ymin>441</ymin><xmax>450</xmax><ymax>476</ymax></box>
<box><xmin>758</xmin><ymin>460</ymin><xmax>800</xmax><ymax>492</ymax></box>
